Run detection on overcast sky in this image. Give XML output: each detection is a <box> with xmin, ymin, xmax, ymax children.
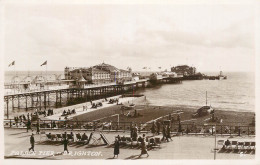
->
<box><xmin>3</xmin><ymin>3</ymin><xmax>256</xmax><ymax>72</ymax></box>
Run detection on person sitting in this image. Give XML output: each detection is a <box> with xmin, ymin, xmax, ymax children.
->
<box><xmin>92</xmin><ymin>103</ymin><xmax>97</xmax><ymax>108</ymax></box>
<box><xmin>23</xmin><ymin>114</ymin><xmax>27</xmax><ymax>121</ymax></box>
<box><xmin>62</xmin><ymin>110</ymin><xmax>67</xmax><ymax>116</ymax></box>
<box><xmin>52</xmin><ymin>121</ymin><xmax>56</xmax><ymax>128</ymax></box>
<box><xmin>121</xmin><ymin>136</ymin><xmax>126</xmax><ymax>142</ymax></box>
<box><xmin>70</xmin><ymin>132</ymin><xmax>74</xmax><ymax>138</ymax></box>
<box><xmin>81</xmin><ymin>133</ymin><xmax>88</xmax><ymax>141</ymax></box>
<box><xmin>224</xmin><ymin>139</ymin><xmax>231</xmax><ymax>148</ymax></box>
<box><xmin>142</xmin><ymin>134</ymin><xmax>146</xmax><ymax>142</ymax></box>
<box><xmin>138</xmin><ymin>136</ymin><xmax>143</xmax><ymax>143</ymax></box>
<box><xmin>116</xmin><ymin>135</ymin><xmax>121</xmax><ymax>141</ymax></box>
<box><xmin>48</xmin><ymin>132</ymin><xmax>54</xmax><ymax>140</ymax></box>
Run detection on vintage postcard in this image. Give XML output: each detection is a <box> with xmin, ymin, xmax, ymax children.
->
<box><xmin>0</xmin><ymin>0</ymin><xmax>259</xmax><ymax>165</ymax></box>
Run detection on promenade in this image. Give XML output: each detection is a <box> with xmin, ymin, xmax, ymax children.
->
<box><xmin>4</xmin><ymin>128</ymin><xmax>255</xmax><ymax>160</ymax></box>
<box><xmin>44</xmin><ymin>95</ymin><xmax>138</xmax><ymax>120</ymax></box>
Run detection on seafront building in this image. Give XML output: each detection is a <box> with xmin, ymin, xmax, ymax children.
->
<box><xmin>171</xmin><ymin>65</ymin><xmax>196</xmax><ymax>76</ymax></box>
<box><xmin>4</xmin><ymin>63</ymin><xmax>133</xmax><ymax>94</ymax></box>
<box><xmin>4</xmin><ymin>63</ymin><xmax>189</xmax><ymax>95</ymax></box>
<box><xmin>64</xmin><ymin>63</ymin><xmax>132</xmax><ymax>85</ymax></box>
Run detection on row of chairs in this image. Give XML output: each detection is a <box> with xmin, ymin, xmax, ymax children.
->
<box><xmin>218</xmin><ymin>140</ymin><xmax>256</xmax><ymax>150</ymax></box>
<box><xmin>43</xmin><ymin>132</ymin><xmax>91</xmax><ymax>144</ymax></box>
<box><xmin>116</xmin><ymin>136</ymin><xmax>161</xmax><ymax>148</ymax></box>
<box><xmin>45</xmin><ymin>133</ymin><xmax>74</xmax><ymax>142</ymax></box>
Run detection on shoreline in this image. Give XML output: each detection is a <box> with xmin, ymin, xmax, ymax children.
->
<box><xmin>145</xmin><ymin>103</ymin><xmax>255</xmax><ymax>113</ymax></box>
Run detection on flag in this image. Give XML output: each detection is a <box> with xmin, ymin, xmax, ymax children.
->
<box><xmin>41</xmin><ymin>61</ymin><xmax>47</xmax><ymax>66</ymax></box>
<box><xmin>8</xmin><ymin>61</ymin><xmax>15</xmax><ymax>67</ymax></box>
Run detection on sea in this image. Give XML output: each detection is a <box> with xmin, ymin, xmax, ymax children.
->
<box><xmin>4</xmin><ymin>71</ymin><xmax>255</xmax><ymax>113</ymax></box>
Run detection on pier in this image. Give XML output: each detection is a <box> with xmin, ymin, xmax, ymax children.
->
<box><xmin>4</xmin><ymin>77</ymin><xmax>182</xmax><ymax>119</ymax></box>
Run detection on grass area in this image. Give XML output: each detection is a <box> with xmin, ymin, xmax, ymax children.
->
<box><xmin>71</xmin><ymin>104</ymin><xmax>255</xmax><ymax>126</ymax></box>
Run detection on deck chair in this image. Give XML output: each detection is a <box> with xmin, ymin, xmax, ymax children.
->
<box><xmin>131</xmin><ymin>141</ymin><xmax>138</xmax><ymax>147</ymax></box>
<box><xmin>100</xmin><ymin>133</ymin><xmax>110</xmax><ymax>145</ymax></box>
<box><xmin>225</xmin><ymin>141</ymin><xmax>232</xmax><ymax>150</ymax></box>
<box><xmin>155</xmin><ymin>137</ymin><xmax>161</xmax><ymax>144</ymax></box>
<box><xmin>120</xmin><ymin>136</ymin><xmax>127</xmax><ymax>145</ymax></box>
<box><xmin>62</xmin><ymin>134</ymin><xmax>68</xmax><ymax>139</ymax></box>
<box><xmin>217</xmin><ymin>140</ymin><xmax>225</xmax><ymax>149</ymax></box>
<box><xmin>250</xmin><ymin>142</ymin><xmax>256</xmax><ymax>150</ymax></box>
<box><xmin>76</xmin><ymin>133</ymin><xmax>82</xmax><ymax>141</ymax></box>
<box><xmin>56</xmin><ymin>134</ymin><xmax>63</xmax><ymax>141</ymax></box>
<box><xmin>46</xmin><ymin>134</ymin><xmax>53</xmax><ymax>141</ymax></box>
<box><xmin>149</xmin><ymin>138</ymin><xmax>155</xmax><ymax>146</ymax></box>
<box><xmin>237</xmin><ymin>142</ymin><xmax>244</xmax><ymax>150</ymax></box>
<box><xmin>125</xmin><ymin>137</ymin><xmax>132</xmax><ymax>145</ymax></box>
<box><xmin>85</xmin><ymin>132</ymin><xmax>93</xmax><ymax>145</ymax></box>
<box><xmin>154</xmin><ymin>137</ymin><xmax>161</xmax><ymax>147</ymax></box>
<box><xmin>231</xmin><ymin>141</ymin><xmax>238</xmax><ymax>150</ymax></box>
<box><xmin>244</xmin><ymin>142</ymin><xmax>251</xmax><ymax>150</ymax></box>
<box><xmin>126</xmin><ymin>137</ymin><xmax>132</xmax><ymax>142</ymax></box>
<box><xmin>51</xmin><ymin>134</ymin><xmax>57</xmax><ymax>141</ymax></box>
<box><xmin>67</xmin><ymin>134</ymin><xmax>74</xmax><ymax>142</ymax></box>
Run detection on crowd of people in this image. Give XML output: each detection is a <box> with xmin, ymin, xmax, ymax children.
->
<box><xmin>13</xmin><ymin>108</ymin><xmax>55</xmax><ymax>125</ymax></box>
<box><xmin>61</xmin><ymin>109</ymin><xmax>76</xmax><ymax>116</ymax></box>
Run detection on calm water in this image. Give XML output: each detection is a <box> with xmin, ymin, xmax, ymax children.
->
<box><xmin>136</xmin><ymin>72</ymin><xmax>255</xmax><ymax>112</ymax></box>
<box><xmin>4</xmin><ymin>71</ymin><xmax>255</xmax><ymax>112</ymax></box>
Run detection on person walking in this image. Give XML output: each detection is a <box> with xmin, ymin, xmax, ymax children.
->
<box><xmin>162</xmin><ymin>125</ymin><xmax>169</xmax><ymax>142</ymax></box>
<box><xmin>28</xmin><ymin>133</ymin><xmax>35</xmax><ymax>152</ymax></box>
<box><xmin>36</xmin><ymin>120</ymin><xmax>40</xmax><ymax>134</ymax></box>
<box><xmin>27</xmin><ymin>119</ymin><xmax>32</xmax><ymax>132</ymax></box>
<box><xmin>151</xmin><ymin>121</ymin><xmax>156</xmax><ymax>134</ymax></box>
<box><xmin>156</xmin><ymin>121</ymin><xmax>160</xmax><ymax>135</ymax></box>
<box><xmin>167</xmin><ymin>125</ymin><xmax>172</xmax><ymax>141</ymax></box>
<box><xmin>139</xmin><ymin>140</ymin><xmax>149</xmax><ymax>158</ymax></box>
<box><xmin>63</xmin><ymin>137</ymin><xmax>69</xmax><ymax>153</ymax></box>
<box><xmin>27</xmin><ymin>113</ymin><xmax>30</xmax><ymax>120</ymax></box>
<box><xmin>113</xmin><ymin>138</ymin><xmax>120</xmax><ymax>158</ymax></box>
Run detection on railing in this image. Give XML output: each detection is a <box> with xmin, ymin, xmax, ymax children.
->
<box><xmin>3</xmin><ymin>119</ymin><xmax>255</xmax><ymax>136</ymax></box>
<box><xmin>4</xmin><ymin>85</ymin><xmax>70</xmax><ymax>95</ymax></box>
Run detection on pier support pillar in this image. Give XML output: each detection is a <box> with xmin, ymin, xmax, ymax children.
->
<box><xmin>6</xmin><ymin>98</ymin><xmax>9</xmax><ymax>119</ymax></box>
<box><xmin>39</xmin><ymin>93</ymin><xmax>42</xmax><ymax>110</ymax></box>
<box><xmin>17</xmin><ymin>95</ymin><xmax>20</xmax><ymax>109</ymax></box>
<box><xmin>31</xmin><ymin>95</ymin><xmax>34</xmax><ymax>109</ymax></box>
<box><xmin>25</xmin><ymin>95</ymin><xmax>28</xmax><ymax>111</ymax></box>
<box><xmin>44</xmin><ymin>92</ymin><xmax>46</xmax><ymax>110</ymax></box>
<box><xmin>12</xmin><ymin>96</ymin><xmax>14</xmax><ymax>111</ymax></box>
<box><xmin>48</xmin><ymin>93</ymin><xmax>50</xmax><ymax>106</ymax></box>
<box><xmin>55</xmin><ymin>91</ymin><xmax>58</xmax><ymax>108</ymax></box>
<box><xmin>59</xmin><ymin>90</ymin><xmax>62</xmax><ymax>106</ymax></box>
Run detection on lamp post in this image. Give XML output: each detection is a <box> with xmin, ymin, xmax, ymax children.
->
<box><xmin>214</xmin><ymin>124</ymin><xmax>217</xmax><ymax>160</ymax></box>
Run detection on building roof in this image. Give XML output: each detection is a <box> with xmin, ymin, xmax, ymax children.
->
<box><xmin>93</xmin><ymin>63</ymin><xmax>121</xmax><ymax>72</ymax></box>
<box><xmin>88</xmin><ymin>67</ymin><xmax>109</xmax><ymax>73</ymax></box>
<box><xmin>76</xmin><ymin>75</ymin><xmax>87</xmax><ymax>82</ymax></box>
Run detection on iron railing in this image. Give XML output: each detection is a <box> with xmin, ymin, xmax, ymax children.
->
<box><xmin>3</xmin><ymin>119</ymin><xmax>255</xmax><ymax>136</ymax></box>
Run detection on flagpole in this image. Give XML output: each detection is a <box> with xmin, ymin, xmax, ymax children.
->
<box><xmin>46</xmin><ymin>62</ymin><xmax>48</xmax><ymax>90</ymax></box>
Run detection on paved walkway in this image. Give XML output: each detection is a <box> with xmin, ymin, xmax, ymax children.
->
<box><xmin>44</xmin><ymin>96</ymin><xmax>138</xmax><ymax>120</ymax></box>
<box><xmin>4</xmin><ymin>128</ymin><xmax>255</xmax><ymax>160</ymax></box>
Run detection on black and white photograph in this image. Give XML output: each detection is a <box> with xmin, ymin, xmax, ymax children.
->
<box><xmin>0</xmin><ymin>0</ymin><xmax>259</xmax><ymax>164</ymax></box>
